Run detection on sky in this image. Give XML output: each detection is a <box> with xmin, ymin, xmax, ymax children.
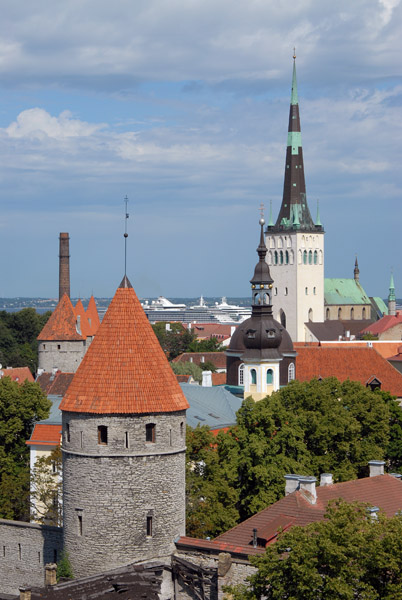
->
<box><xmin>0</xmin><ymin>0</ymin><xmax>401</xmax><ymax>300</ymax></box>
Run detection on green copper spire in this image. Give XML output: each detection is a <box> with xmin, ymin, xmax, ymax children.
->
<box><xmin>291</xmin><ymin>50</ymin><xmax>298</xmax><ymax>106</ymax></box>
<box><xmin>315</xmin><ymin>199</ymin><xmax>322</xmax><ymax>227</ymax></box>
<box><xmin>389</xmin><ymin>272</ymin><xmax>396</xmax><ymax>302</ymax></box>
<box><xmin>268</xmin><ymin>200</ymin><xmax>274</xmax><ymax>227</ymax></box>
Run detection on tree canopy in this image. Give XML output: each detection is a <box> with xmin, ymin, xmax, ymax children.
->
<box><xmin>228</xmin><ymin>499</ymin><xmax>402</xmax><ymax>600</ymax></box>
<box><xmin>151</xmin><ymin>322</ymin><xmax>222</xmax><ymax>360</ymax></box>
<box><xmin>0</xmin><ymin>377</ymin><xmax>51</xmax><ymax>520</ymax></box>
<box><xmin>186</xmin><ymin>378</ymin><xmax>402</xmax><ymax>538</ymax></box>
<box><xmin>0</xmin><ymin>308</ymin><xmax>51</xmax><ymax>374</ymax></box>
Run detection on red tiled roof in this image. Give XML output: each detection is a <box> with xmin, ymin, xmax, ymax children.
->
<box><xmin>26</xmin><ymin>424</ymin><xmax>62</xmax><ymax>446</ymax></box>
<box><xmin>36</xmin><ymin>371</ymin><xmax>75</xmax><ymax>396</ymax></box>
<box><xmin>297</xmin><ymin>341</ymin><xmax>402</xmax><ymax>360</ymax></box>
<box><xmin>175</xmin><ymin>374</ymin><xmax>192</xmax><ymax>383</ymax></box>
<box><xmin>60</xmin><ymin>279</ymin><xmax>189</xmax><ymax>414</ymax></box>
<box><xmin>388</xmin><ymin>346</ymin><xmax>402</xmax><ymax>362</ymax></box>
<box><xmin>0</xmin><ymin>367</ymin><xmax>34</xmax><ymax>384</ymax></box>
<box><xmin>86</xmin><ymin>295</ymin><xmax>101</xmax><ymax>336</ymax></box>
<box><xmin>172</xmin><ymin>352</ymin><xmax>227</xmax><ymax>370</ymax></box>
<box><xmin>37</xmin><ymin>294</ymin><xmax>84</xmax><ymax>341</ymax></box>
<box><xmin>184</xmin><ymin>474</ymin><xmax>402</xmax><ymax>557</ymax></box>
<box><xmin>296</xmin><ymin>346</ymin><xmax>402</xmax><ymax>397</ymax></box>
<box><xmin>74</xmin><ymin>299</ymin><xmax>92</xmax><ymax>338</ymax></box>
<box><xmin>192</xmin><ymin>323</ymin><xmax>233</xmax><ymax>341</ymax></box>
<box><xmin>361</xmin><ymin>311</ymin><xmax>402</xmax><ymax>335</ymax></box>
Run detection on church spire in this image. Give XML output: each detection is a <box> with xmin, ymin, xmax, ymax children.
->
<box><xmin>250</xmin><ymin>212</ymin><xmax>274</xmax><ymax>310</ymax></box>
<box><xmin>354</xmin><ymin>256</ymin><xmax>360</xmax><ymax>282</ymax></box>
<box><xmin>388</xmin><ymin>271</ymin><xmax>396</xmax><ymax>316</ymax></box>
<box><xmin>272</xmin><ymin>53</ymin><xmax>322</xmax><ymax>233</ymax></box>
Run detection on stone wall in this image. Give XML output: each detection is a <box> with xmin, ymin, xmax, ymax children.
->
<box><xmin>0</xmin><ymin>519</ymin><xmax>62</xmax><ymax>596</ymax></box>
<box><xmin>174</xmin><ymin>550</ymin><xmax>256</xmax><ymax>600</ymax></box>
<box><xmin>38</xmin><ymin>340</ymin><xmax>88</xmax><ymax>373</ymax></box>
<box><xmin>63</xmin><ymin>410</ymin><xmax>187</xmax><ymax>579</ymax></box>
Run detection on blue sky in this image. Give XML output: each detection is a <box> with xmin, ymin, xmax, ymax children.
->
<box><xmin>0</xmin><ymin>0</ymin><xmax>401</xmax><ymax>299</ymax></box>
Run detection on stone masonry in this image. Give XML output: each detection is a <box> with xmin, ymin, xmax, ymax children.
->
<box><xmin>38</xmin><ymin>340</ymin><xmax>88</xmax><ymax>373</ymax></box>
<box><xmin>0</xmin><ymin>519</ymin><xmax>62</xmax><ymax>596</ymax></box>
<box><xmin>63</xmin><ymin>410</ymin><xmax>187</xmax><ymax>579</ymax></box>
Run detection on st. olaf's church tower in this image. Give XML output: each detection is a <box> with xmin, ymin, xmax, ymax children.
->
<box><xmin>265</xmin><ymin>55</ymin><xmax>324</xmax><ymax>342</ymax></box>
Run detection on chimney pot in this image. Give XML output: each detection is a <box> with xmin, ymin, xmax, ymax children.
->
<box><xmin>19</xmin><ymin>588</ymin><xmax>31</xmax><ymax>600</ymax></box>
<box><xmin>202</xmin><ymin>371</ymin><xmax>212</xmax><ymax>387</ymax></box>
<box><xmin>368</xmin><ymin>460</ymin><xmax>385</xmax><ymax>477</ymax></box>
<box><xmin>320</xmin><ymin>473</ymin><xmax>333</xmax><ymax>487</ymax></box>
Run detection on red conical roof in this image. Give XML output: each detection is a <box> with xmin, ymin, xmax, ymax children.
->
<box><xmin>37</xmin><ymin>294</ymin><xmax>84</xmax><ymax>341</ymax></box>
<box><xmin>60</xmin><ymin>277</ymin><xmax>189</xmax><ymax>414</ymax></box>
<box><xmin>74</xmin><ymin>299</ymin><xmax>92</xmax><ymax>338</ymax></box>
<box><xmin>86</xmin><ymin>295</ymin><xmax>101</xmax><ymax>336</ymax></box>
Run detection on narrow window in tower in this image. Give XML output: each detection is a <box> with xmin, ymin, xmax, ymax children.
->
<box><xmin>169</xmin><ymin>429</ymin><xmax>172</xmax><ymax>446</ymax></box>
<box><xmin>180</xmin><ymin>422</ymin><xmax>184</xmax><ymax>438</ymax></box>
<box><xmin>280</xmin><ymin>251</ymin><xmax>284</xmax><ymax>264</ymax></box>
<box><xmin>2</xmin><ymin>546</ymin><xmax>5</xmax><ymax>557</ymax></box>
<box><xmin>250</xmin><ymin>369</ymin><xmax>257</xmax><ymax>385</ymax></box>
<box><xmin>78</xmin><ymin>515</ymin><xmax>83</xmax><ymax>536</ymax></box>
<box><xmin>326</xmin><ymin>308</ymin><xmax>330</xmax><ymax>320</ymax></box>
<box><xmin>303</xmin><ymin>251</ymin><xmax>307</xmax><ymax>264</ymax></box>
<box><xmin>274</xmin><ymin>287</ymin><xmax>278</xmax><ymax>296</ymax></box>
<box><xmin>266</xmin><ymin>369</ymin><xmax>273</xmax><ymax>384</ymax></box>
<box><xmin>43</xmin><ymin>344</ymin><xmax>46</xmax><ymax>349</ymax></box>
<box><xmin>147</xmin><ymin>516</ymin><xmax>153</xmax><ymax>537</ymax></box>
<box><xmin>18</xmin><ymin>544</ymin><xmax>21</xmax><ymax>560</ymax></box>
<box><xmin>98</xmin><ymin>425</ymin><xmax>108</xmax><ymax>445</ymax></box>
<box><xmin>305</xmin><ymin>287</ymin><xmax>308</xmax><ymax>295</ymax></box>
<box><xmin>338</xmin><ymin>307</ymin><xmax>342</xmax><ymax>319</ymax></box>
<box><xmin>308</xmin><ymin>250</ymin><xmax>312</xmax><ymax>265</ymax></box>
<box><xmin>38</xmin><ymin>551</ymin><xmax>41</xmax><ymax>563</ymax></box>
<box><xmin>285</xmin><ymin>250</ymin><xmax>289</xmax><ymax>264</ymax></box>
<box><xmin>313</xmin><ymin>287</ymin><xmax>316</xmax><ymax>295</ymax></box>
<box><xmin>57</xmin><ymin>344</ymin><xmax>61</xmax><ymax>350</ymax></box>
<box><xmin>80</xmin><ymin>431</ymin><xmax>83</xmax><ymax>449</ymax></box>
<box><xmin>125</xmin><ymin>431</ymin><xmax>129</xmax><ymax>448</ymax></box>
<box><xmin>66</xmin><ymin>423</ymin><xmax>70</xmax><ymax>443</ymax></box>
<box><xmin>274</xmin><ymin>251</ymin><xmax>278</xmax><ymax>265</ymax></box>
<box><xmin>146</xmin><ymin>423</ymin><xmax>156</xmax><ymax>443</ymax></box>
<box><xmin>362</xmin><ymin>307</ymin><xmax>366</xmax><ymax>319</ymax></box>
<box><xmin>350</xmin><ymin>307</ymin><xmax>354</xmax><ymax>320</ymax></box>
<box><xmin>285</xmin><ymin>287</ymin><xmax>288</xmax><ymax>296</ymax></box>
<box><xmin>314</xmin><ymin>250</ymin><xmax>318</xmax><ymax>264</ymax></box>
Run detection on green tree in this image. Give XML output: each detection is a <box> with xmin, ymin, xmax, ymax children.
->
<box><xmin>0</xmin><ymin>377</ymin><xmax>51</xmax><ymax>520</ymax></box>
<box><xmin>57</xmin><ymin>550</ymin><xmax>74</xmax><ymax>581</ymax></box>
<box><xmin>187</xmin><ymin>378</ymin><xmax>401</xmax><ymax>538</ymax></box>
<box><xmin>188</xmin><ymin>337</ymin><xmax>223</xmax><ymax>353</ymax></box>
<box><xmin>186</xmin><ymin>426</ymin><xmax>239</xmax><ymax>538</ymax></box>
<box><xmin>30</xmin><ymin>446</ymin><xmax>62</xmax><ymax>526</ymax></box>
<box><xmin>227</xmin><ymin>500</ymin><xmax>402</xmax><ymax>600</ymax></box>
<box><xmin>171</xmin><ymin>361</ymin><xmax>203</xmax><ymax>384</ymax></box>
<box><xmin>152</xmin><ymin>322</ymin><xmax>197</xmax><ymax>360</ymax></box>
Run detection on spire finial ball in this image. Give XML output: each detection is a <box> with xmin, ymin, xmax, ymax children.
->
<box><xmin>293</xmin><ymin>47</ymin><xmax>296</xmax><ymax>60</ymax></box>
<box><xmin>259</xmin><ymin>217</ymin><xmax>265</xmax><ymax>226</ymax></box>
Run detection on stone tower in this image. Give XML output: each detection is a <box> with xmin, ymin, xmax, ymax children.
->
<box><xmin>59</xmin><ymin>233</ymin><xmax>70</xmax><ymax>300</ymax></box>
<box><xmin>226</xmin><ymin>218</ymin><xmax>296</xmax><ymax>398</ymax></box>
<box><xmin>388</xmin><ymin>272</ymin><xmax>396</xmax><ymax>316</ymax></box>
<box><xmin>60</xmin><ymin>275</ymin><xmax>189</xmax><ymax>579</ymax></box>
<box><xmin>265</xmin><ymin>55</ymin><xmax>324</xmax><ymax>342</ymax></box>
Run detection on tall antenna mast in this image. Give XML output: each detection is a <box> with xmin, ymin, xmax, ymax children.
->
<box><xmin>124</xmin><ymin>195</ymin><xmax>129</xmax><ymax>276</ymax></box>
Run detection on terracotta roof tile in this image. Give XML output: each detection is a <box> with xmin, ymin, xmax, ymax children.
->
<box><xmin>206</xmin><ymin>475</ymin><xmax>402</xmax><ymax>556</ymax></box>
<box><xmin>295</xmin><ymin>346</ymin><xmax>402</xmax><ymax>397</ymax></box>
<box><xmin>0</xmin><ymin>367</ymin><xmax>34</xmax><ymax>384</ymax></box>
<box><xmin>86</xmin><ymin>295</ymin><xmax>101</xmax><ymax>336</ymax></box>
<box><xmin>60</xmin><ymin>279</ymin><xmax>189</xmax><ymax>414</ymax></box>
<box><xmin>26</xmin><ymin>424</ymin><xmax>62</xmax><ymax>445</ymax></box>
<box><xmin>37</xmin><ymin>294</ymin><xmax>84</xmax><ymax>341</ymax></box>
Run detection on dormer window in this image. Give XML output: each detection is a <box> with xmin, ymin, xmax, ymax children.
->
<box><xmin>246</xmin><ymin>329</ymin><xmax>256</xmax><ymax>339</ymax></box>
<box><xmin>266</xmin><ymin>329</ymin><xmax>275</xmax><ymax>339</ymax></box>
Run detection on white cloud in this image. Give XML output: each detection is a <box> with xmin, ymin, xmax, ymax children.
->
<box><xmin>6</xmin><ymin>108</ymin><xmax>105</xmax><ymax>140</ymax></box>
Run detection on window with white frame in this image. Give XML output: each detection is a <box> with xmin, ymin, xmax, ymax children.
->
<box><xmin>288</xmin><ymin>363</ymin><xmax>295</xmax><ymax>382</ymax></box>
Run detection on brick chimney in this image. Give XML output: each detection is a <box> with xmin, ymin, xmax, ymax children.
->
<box><xmin>59</xmin><ymin>233</ymin><xmax>70</xmax><ymax>300</ymax></box>
<box><xmin>320</xmin><ymin>473</ymin><xmax>333</xmax><ymax>487</ymax></box>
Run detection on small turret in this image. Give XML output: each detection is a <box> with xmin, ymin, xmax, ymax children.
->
<box><xmin>354</xmin><ymin>256</ymin><xmax>360</xmax><ymax>282</ymax></box>
<box><xmin>388</xmin><ymin>272</ymin><xmax>396</xmax><ymax>316</ymax></box>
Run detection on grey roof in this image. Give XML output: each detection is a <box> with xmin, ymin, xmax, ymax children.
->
<box><xmin>305</xmin><ymin>320</ymin><xmax>374</xmax><ymax>341</ymax></box>
<box><xmin>180</xmin><ymin>383</ymin><xmax>242</xmax><ymax>430</ymax></box>
<box><xmin>37</xmin><ymin>395</ymin><xmax>63</xmax><ymax>425</ymax></box>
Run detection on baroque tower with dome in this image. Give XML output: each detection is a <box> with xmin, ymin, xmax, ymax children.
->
<box><xmin>226</xmin><ymin>217</ymin><xmax>296</xmax><ymax>399</ymax></box>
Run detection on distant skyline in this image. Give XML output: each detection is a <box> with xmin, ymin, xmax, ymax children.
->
<box><xmin>0</xmin><ymin>0</ymin><xmax>401</xmax><ymax>300</ymax></box>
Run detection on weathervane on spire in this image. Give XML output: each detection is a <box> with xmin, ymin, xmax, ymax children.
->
<box><xmin>124</xmin><ymin>195</ymin><xmax>129</xmax><ymax>276</ymax></box>
<box><xmin>293</xmin><ymin>47</ymin><xmax>296</xmax><ymax>60</ymax></box>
